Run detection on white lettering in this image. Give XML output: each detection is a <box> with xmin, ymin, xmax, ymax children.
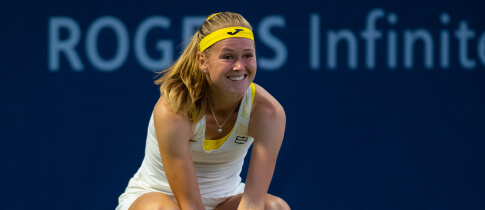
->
<box><xmin>327</xmin><ymin>30</ymin><xmax>358</xmax><ymax>69</ymax></box>
<box><xmin>86</xmin><ymin>16</ymin><xmax>129</xmax><ymax>72</ymax></box>
<box><xmin>134</xmin><ymin>16</ymin><xmax>174</xmax><ymax>71</ymax></box>
<box><xmin>455</xmin><ymin>21</ymin><xmax>476</xmax><ymax>69</ymax></box>
<box><xmin>387</xmin><ymin>13</ymin><xmax>398</xmax><ymax>69</ymax></box>
<box><xmin>257</xmin><ymin>15</ymin><xmax>287</xmax><ymax>71</ymax></box>
<box><xmin>48</xmin><ymin>17</ymin><xmax>83</xmax><ymax>71</ymax></box>
<box><xmin>361</xmin><ymin>8</ymin><xmax>384</xmax><ymax>69</ymax></box>
<box><xmin>47</xmin><ymin>11</ymin><xmax>484</xmax><ymax>73</ymax></box>
<box><xmin>182</xmin><ymin>16</ymin><xmax>205</xmax><ymax>49</ymax></box>
<box><xmin>309</xmin><ymin>13</ymin><xmax>321</xmax><ymax>70</ymax></box>
<box><xmin>440</xmin><ymin>13</ymin><xmax>450</xmax><ymax>69</ymax></box>
<box><xmin>478</xmin><ymin>31</ymin><xmax>485</xmax><ymax>67</ymax></box>
<box><xmin>404</xmin><ymin>29</ymin><xmax>434</xmax><ymax>69</ymax></box>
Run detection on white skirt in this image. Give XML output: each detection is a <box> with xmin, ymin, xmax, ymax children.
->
<box><xmin>116</xmin><ymin>182</ymin><xmax>245</xmax><ymax>210</ymax></box>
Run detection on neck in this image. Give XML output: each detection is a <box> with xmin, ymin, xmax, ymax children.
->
<box><xmin>207</xmin><ymin>88</ymin><xmax>244</xmax><ymax>116</ymax></box>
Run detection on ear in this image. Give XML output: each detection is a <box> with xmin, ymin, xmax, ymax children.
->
<box><xmin>197</xmin><ymin>51</ymin><xmax>208</xmax><ymax>73</ymax></box>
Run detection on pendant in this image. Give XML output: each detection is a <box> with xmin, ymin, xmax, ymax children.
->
<box><xmin>218</xmin><ymin>128</ymin><xmax>222</xmax><ymax>133</ymax></box>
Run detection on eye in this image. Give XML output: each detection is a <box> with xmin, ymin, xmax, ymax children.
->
<box><xmin>221</xmin><ymin>54</ymin><xmax>233</xmax><ymax>60</ymax></box>
<box><xmin>244</xmin><ymin>53</ymin><xmax>254</xmax><ymax>59</ymax></box>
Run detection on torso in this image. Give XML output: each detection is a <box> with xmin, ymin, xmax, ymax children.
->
<box><xmin>204</xmin><ymin>104</ymin><xmax>240</xmax><ymax>140</ymax></box>
<box><xmin>202</xmin><ymin>83</ymin><xmax>273</xmax><ymax>141</ymax></box>
<box><xmin>119</xmin><ymin>83</ymin><xmax>284</xmax><ymax>205</ymax></box>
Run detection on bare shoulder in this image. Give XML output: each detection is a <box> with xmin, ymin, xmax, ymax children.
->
<box><xmin>153</xmin><ymin>95</ymin><xmax>194</xmax><ymax>142</ymax></box>
<box><xmin>251</xmin><ymin>83</ymin><xmax>285</xmax><ymax>118</ymax></box>
<box><xmin>249</xmin><ymin>84</ymin><xmax>286</xmax><ymax>138</ymax></box>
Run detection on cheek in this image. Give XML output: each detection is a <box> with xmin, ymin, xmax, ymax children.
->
<box><xmin>208</xmin><ymin>67</ymin><xmax>226</xmax><ymax>82</ymax></box>
<box><xmin>249</xmin><ymin>61</ymin><xmax>257</xmax><ymax>73</ymax></box>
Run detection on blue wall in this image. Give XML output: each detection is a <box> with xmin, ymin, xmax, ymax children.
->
<box><xmin>1</xmin><ymin>0</ymin><xmax>485</xmax><ymax>209</ymax></box>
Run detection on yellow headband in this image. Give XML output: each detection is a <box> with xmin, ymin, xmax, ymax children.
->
<box><xmin>199</xmin><ymin>27</ymin><xmax>254</xmax><ymax>52</ymax></box>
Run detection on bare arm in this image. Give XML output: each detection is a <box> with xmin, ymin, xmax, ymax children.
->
<box><xmin>238</xmin><ymin>85</ymin><xmax>286</xmax><ymax>210</ymax></box>
<box><xmin>153</xmin><ymin>96</ymin><xmax>205</xmax><ymax>210</ymax></box>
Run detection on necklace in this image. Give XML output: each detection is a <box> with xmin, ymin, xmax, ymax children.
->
<box><xmin>208</xmin><ymin>96</ymin><xmax>242</xmax><ymax>133</ymax></box>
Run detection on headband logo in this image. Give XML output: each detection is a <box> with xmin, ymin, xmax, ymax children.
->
<box><xmin>227</xmin><ymin>29</ymin><xmax>244</xmax><ymax>35</ymax></box>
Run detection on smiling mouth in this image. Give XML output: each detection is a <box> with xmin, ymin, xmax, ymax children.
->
<box><xmin>227</xmin><ymin>74</ymin><xmax>247</xmax><ymax>81</ymax></box>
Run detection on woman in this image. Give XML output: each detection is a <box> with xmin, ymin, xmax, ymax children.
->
<box><xmin>116</xmin><ymin>12</ymin><xmax>290</xmax><ymax>210</ymax></box>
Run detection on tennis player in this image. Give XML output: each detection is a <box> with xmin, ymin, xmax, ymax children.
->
<box><xmin>116</xmin><ymin>12</ymin><xmax>290</xmax><ymax>210</ymax></box>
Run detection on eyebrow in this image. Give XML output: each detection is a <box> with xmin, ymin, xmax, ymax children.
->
<box><xmin>221</xmin><ymin>48</ymin><xmax>254</xmax><ymax>52</ymax></box>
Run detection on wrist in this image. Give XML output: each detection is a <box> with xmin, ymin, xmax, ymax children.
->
<box><xmin>237</xmin><ymin>195</ymin><xmax>265</xmax><ymax>210</ymax></box>
<box><xmin>179</xmin><ymin>201</ymin><xmax>205</xmax><ymax>210</ymax></box>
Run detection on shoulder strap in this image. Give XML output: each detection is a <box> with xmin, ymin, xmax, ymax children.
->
<box><xmin>234</xmin><ymin>83</ymin><xmax>255</xmax><ymax>135</ymax></box>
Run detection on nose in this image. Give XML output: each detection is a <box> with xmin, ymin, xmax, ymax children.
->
<box><xmin>233</xmin><ymin>59</ymin><xmax>244</xmax><ymax>71</ymax></box>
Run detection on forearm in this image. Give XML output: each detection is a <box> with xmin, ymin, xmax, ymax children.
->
<box><xmin>153</xmin><ymin>96</ymin><xmax>206</xmax><ymax>209</ymax></box>
<box><xmin>238</xmin><ymin>145</ymin><xmax>278</xmax><ymax>209</ymax></box>
<box><xmin>163</xmin><ymin>157</ymin><xmax>205</xmax><ymax>210</ymax></box>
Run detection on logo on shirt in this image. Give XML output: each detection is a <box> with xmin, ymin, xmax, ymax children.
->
<box><xmin>235</xmin><ymin>136</ymin><xmax>248</xmax><ymax>144</ymax></box>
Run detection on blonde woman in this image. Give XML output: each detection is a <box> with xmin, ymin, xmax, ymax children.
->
<box><xmin>116</xmin><ymin>12</ymin><xmax>290</xmax><ymax>210</ymax></box>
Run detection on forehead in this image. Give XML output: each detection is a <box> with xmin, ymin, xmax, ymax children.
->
<box><xmin>211</xmin><ymin>38</ymin><xmax>255</xmax><ymax>53</ymax></box>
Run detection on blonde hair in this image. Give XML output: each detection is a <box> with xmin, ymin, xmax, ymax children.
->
<box><xmin>154</xmin><ymin>12</ymin><xmax>253</xmax><ymax>123</ymax></box>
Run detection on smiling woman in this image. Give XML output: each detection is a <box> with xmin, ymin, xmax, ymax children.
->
<box><xmin>116</xmin><ymin>12</ymin><xmax>290</xmax><ymax>210</ymax></box>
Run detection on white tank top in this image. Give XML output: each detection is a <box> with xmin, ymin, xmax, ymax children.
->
<box><xmin>124</xmin><ymin>84</ymin><xmax>254</xmax><ymax>198</ymax></box>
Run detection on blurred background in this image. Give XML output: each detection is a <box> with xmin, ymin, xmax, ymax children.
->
<box><xmin>1</xmin><ymin>0</ymin><xmax>485</xmax><ymax>209</ymax></box>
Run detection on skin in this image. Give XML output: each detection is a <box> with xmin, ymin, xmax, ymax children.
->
<box><xmin>130</xmin><ymin>37</ymin><xmax>290</xmax><ymax>210</ymax></box>
<box><xmin>198</xmin><ymin>37</ymin><xmax>256</xmax><ymax>116</ymax></box>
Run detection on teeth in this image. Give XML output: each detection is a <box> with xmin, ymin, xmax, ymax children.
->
<box><xmin>229</xmin><ymin>75</ymin><xmax>244</xmax><ymax>81</ymax></box>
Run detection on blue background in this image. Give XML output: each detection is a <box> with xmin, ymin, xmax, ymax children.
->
<box><xmin>1</xmin><ymin>0</ymin><xmax>485</xmax><ymax>209</ymax></box>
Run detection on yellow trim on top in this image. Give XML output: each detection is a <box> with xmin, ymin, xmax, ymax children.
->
<box><xmin>250</xmin><ymin>83</ymin><xmax>255</xmax><ymax>109</ymax></box>
<box><xmin>204</xmin><ymin>124</ymin><xmax>234</xmax><ymax>151</ymax></box>
<box><xmin>203</xmin><ymin>83</ymin><xmax>255</xmax><ymax>151</ymax></box>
